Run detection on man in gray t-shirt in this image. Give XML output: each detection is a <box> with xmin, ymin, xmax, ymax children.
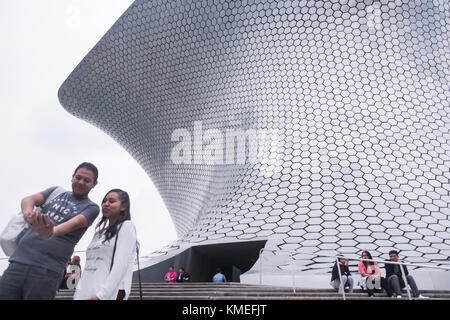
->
<box><xmin>0</xmin><ymin>162</ymin><xmax>100</xmax><ymax>300</ymax></box>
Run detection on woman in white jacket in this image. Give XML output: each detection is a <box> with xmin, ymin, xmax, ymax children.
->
<box><xmin>74</xmin><ymin>189</ymin><xmax>137</xmax><ymax>300</ymax></box>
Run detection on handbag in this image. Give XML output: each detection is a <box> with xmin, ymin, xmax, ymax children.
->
<box><xmin>0</xmin><ymin>186</ymin><xmax>65</xmax><ymax>256</ymax></box>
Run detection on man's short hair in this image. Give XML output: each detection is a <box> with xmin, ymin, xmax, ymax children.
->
<box><xmin>74</xmin><ymin>162</ymin><xmax>99</xmax><ymax>182</ymax></box>
<box><xmin>389</xmin><ymin>250</ymin><xmax>399</xmax><ymax>256</ymax></box>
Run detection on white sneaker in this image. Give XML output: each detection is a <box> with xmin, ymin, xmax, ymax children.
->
<box><xmin>396</xmin><ymin>295</ymin><xmax>402</xmax><ymax>299</ymax></box>
<box><xmin>416</xmin><ymin>294</ymin><xmax>429</xmax><ymax>299</ymax></box>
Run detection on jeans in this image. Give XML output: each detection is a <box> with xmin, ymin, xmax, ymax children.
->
<box><xmin>0</xmin><ymin>262</ymin><xmax>63</xmax><ymax>300</ymax></box>
<box><xmin>331</xmin><ymin>275</ymin><xmax>354</xmax><ymax>293</ymax></box>
<box><xmin>388</xmin><ymin>274</ymin><xmax>420</xmax><ymax>297</ymax></box>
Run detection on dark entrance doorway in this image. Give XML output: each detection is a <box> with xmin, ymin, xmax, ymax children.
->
<box><xmin>134</xmin><ymin>240</ymin><xmax>267</xmax><ymax>283</ymax></box>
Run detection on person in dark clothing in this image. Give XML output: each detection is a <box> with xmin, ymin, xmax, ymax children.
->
<box><xmin>385</xmin><ymin>250</ymin><xmax>427</xmax><ymax>299</ymax></box>
<box><xmin>176</xmin><ymin>267</ymin><xmax>191</xmax><ymax>282</ymax></box>
<box><xmin>59</xmin><ymin>259</ymin><xmax>72</xmax><ymax>290</ymax></box>
<box><xmin>330</xmin><ymin>256</ymin><xmax>354</xmax><ymax>293</ymax></box>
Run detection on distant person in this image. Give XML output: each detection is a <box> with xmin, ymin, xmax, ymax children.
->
<box><xmin>164</xmin><ymin>265</ymin><xmax>177</xmax><ymax>284</ymax></box>
<box><xmin>212</xmin><ymin>268</ymin><xmax>227</xmax><ymax>283</ymax></box>
<box><xmin>60</xmin><ymin>256</ymin><xmax>82</xmax><ymax>289</ymax></box>
<box><xmin>385</xmin><ymin>250</ymin><xmax>427</xmax><ymax>299</ymax></box>
<box><xmin>71</xmin><ymin>255</ymin><xmax>81</xmax><ymax>269</ymax></box>
<box><xmin>74</xmin><ymin>189</ymin><xmax>137</xmax><ymax>300</ymax></box>
<box><xmin>70</xmin><ymin>256</ymin><xmax>82</xmax><ymax>286</ymax></box>
<box><xmin>358</xmin><ymin>251</ymin><xmax>382</xmax><ymax>297</ymax></box>
<box><xmin>330</xmin><ymin>256</ymin><xmax>354</xmax><ymax>293</ymax></box>
<box><xmin>176</xmin><ymin>267</ymin><xmax>191</xmax><ymax>283</ymax></box>
<box><xmin>59</xmin><ymin>259</ymin><xmax>72</xmax><ymax>290</ymax></box>
<box><xmin>0</xmin><ymin>162</ymin><xmax>100</xmax><ymax>300</ymax></box>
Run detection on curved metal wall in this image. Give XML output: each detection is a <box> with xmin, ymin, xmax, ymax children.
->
<box><xmin>58</xmin><ymin>0</ymin><xmax>450</xmax><ymax>273</ymax></box>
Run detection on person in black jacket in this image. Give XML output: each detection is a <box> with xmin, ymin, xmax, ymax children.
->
<box><xmin>330</xmin><ymin>256</ymin><xmax>354</xmax><ymax>293</ymax></box>
<box><xmin>385</xmin><ymin>250</ymin><xmax>427</xmax><ymax>299</ymax></box>
<box><xmin>59</xmin><ymin>259</ymin><xmax>72</xmax><ymax>290</ymax></box>
<box><xmin>176</xmin><ymin>267</ymin><xmax>191</xmax><ymax>282</ymax></box>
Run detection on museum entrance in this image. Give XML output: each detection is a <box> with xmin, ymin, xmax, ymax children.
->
<box><xmin>135</xmin><ymin>240</ymin><xmax>267</xmax><ymax>283</ymax></box>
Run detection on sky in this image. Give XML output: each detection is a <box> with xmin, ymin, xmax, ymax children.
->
<box><xmin>0</xmin><ymin>0</ymin><xmax>178</xmax><ymax>274</ymax></box>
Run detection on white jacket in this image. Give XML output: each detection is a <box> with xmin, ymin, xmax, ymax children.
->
<box><xmin>74</xmin><ymin>220</ymin><xmax>137</xmax><ymax>300</ymax></box>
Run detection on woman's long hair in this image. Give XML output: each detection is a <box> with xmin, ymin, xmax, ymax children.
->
<box><xmin>362</xmin><ymin>250</ymin><xmax>374</xmax><ymax>268</ymax></box>
<box><xmin>96</xmin><ymin>189</ymin><xmax>131</xmax><ymax>243</ymax></box>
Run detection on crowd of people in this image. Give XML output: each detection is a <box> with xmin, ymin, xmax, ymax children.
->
<box><xmin>330</xmin><ymin>250</ymin><xmax>427</xmax><ymax>299</ymax></box>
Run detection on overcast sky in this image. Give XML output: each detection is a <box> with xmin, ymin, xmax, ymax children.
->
<box><xmin>0</xmin><ymin>0</ymin><xmax>178</xmax><ymax>274</ymax></box>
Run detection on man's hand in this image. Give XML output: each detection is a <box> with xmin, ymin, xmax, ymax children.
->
<box><xmin>25</xmin><ymin>212</ymin><xmax>54</xmax><ymax>239</ymax></box>
<box><xmin>88</xmin><ymin>296</ymin><xmax>100</xmax><ymax>300</ymax></box>
<box><xmin>22</xmin><ymin>209</ymin><xmax>36</xmax><ymax>221</ymax></box>
<box><xmin>23</xmin><ymin>210</ymin><xmax>42</xmax><ymax>227</ymax></box>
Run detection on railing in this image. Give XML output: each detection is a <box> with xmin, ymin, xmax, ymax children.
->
<box><xmin>258</xmin><ymin>248</ymin><xmax>450</xmax><ymax>300</ymax></box>
<box><xmin>2</xmin><ymin>248</ymin><xmax>449</xmax><ymax>300</ymax></box>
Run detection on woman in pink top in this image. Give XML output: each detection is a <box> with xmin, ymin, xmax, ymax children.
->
<box><xmin>358</xmin><ymin>251</ymin><xmax>381</xmax><ymax>297</ymax></box>
<box><xmin>164</xmin><ymin>265</ymin><xmax>177</xmax><ymax>284</ymax></box>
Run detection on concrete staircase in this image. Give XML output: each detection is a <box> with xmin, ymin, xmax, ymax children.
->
<box><xmin>55</xmin><ymin>282</ymin><xmax>450</xmax><ymax>300</ymax></box>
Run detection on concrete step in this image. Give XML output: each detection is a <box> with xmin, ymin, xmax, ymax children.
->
<box><xmin>130</xmin><ymin>285</ymin><xmax>450</xmax><ymax>292</ymax></box>
<box><xmin>126</xmin><ymin>296</ymin><xmax>450</xmax><ymax>301</ymax></box>
<box><xmin>55</xmin><ymin>282</ymin><xmax>450</xmax><ymax>300</ymax></box>
<box><xmin>128</xmin><ymin>283</ymin><xmax>450</xmax><ymax>291</ymax></box>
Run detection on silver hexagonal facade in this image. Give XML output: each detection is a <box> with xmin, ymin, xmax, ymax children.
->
<box><xmin>58</xmin><ymin>0</ymin><xmax>450</xmax><ymax>277</ymax></box>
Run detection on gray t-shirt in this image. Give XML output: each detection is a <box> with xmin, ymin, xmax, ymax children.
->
<box><xmin>10</xmin><ymin>186</ymin><xmax>100</xmax><ymax>274</ymax></box>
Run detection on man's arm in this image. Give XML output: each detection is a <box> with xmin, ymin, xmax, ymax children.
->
<box><xmin>53</xmin><ymin>214</ymin><xmax>88</xmax><ymax>237</ymax></box>
<box><xmin>27</xmin><ymin>213</ymin><xmax>88</xmax><ymax>239</ymax></box>
<box><xmin>21</xmin><ymin>193</ymin><xmax>45</xmax><ymax>219</ymax></box>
